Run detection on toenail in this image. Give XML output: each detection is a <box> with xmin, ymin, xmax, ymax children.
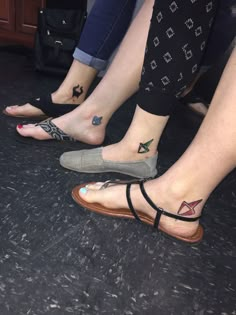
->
<box><xmin>17</xmin><ymin>124</ymin><xmax>23</xmax><ymax>129</ymax></box>
<box><xmin>80</xmin><ymin>187</ymin><xmax>87</xmax><ymax>195</ymax></box>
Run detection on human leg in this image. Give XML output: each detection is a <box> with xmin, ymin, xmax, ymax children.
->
<box><xmin>75</xmin><ymin>0</ymin><xmax>138</xmax><ymax>68</ymax></box>
<box><xmin>5</xmin><ymin>0</ymin><xmax>137</xmax><ymax>118</ymax></box>
<box><xmin>16</xmin><ymin>0</ymin><xmax>153</xmax><ymax>145</ymax></box>
<box><xmin>75</xmin><ymin>46</ymin><xmax>236</xmax><ymax>242</ymax></box>
<box><xmin>5</xmin><ymin>60</ymin><xmax>98</xmax><ymax>118</ymax></box>
<box><xmin>182</xmin><ymin>0</ymin><xmax>236</xmax><ymax>117</ymax></box>
<box><xmin>59</xmin><ymin>0</ymin><xmax>218</xmax><ymax>177</ymax></box>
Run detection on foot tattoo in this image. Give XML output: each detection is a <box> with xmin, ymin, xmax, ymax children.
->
<box><xmin>138</xmin><ymin>139</ymin><xmax>154</xmax><ymax>154</ymax></box>
<box><xmin>177</xmin><ymin>200</ymin><xmax>202</xmax><ymax>216</ymax></box>
<box><xmin>92</xmin><ymin>116</ymin><xmax>103</xmax><ymax>126</ymax></box>
<box><xmin>72</xmin><ymin>84</ymin><xmax>84</xmax><ymax>98</ymax></box>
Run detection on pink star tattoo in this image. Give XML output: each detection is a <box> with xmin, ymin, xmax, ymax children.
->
<box><xmin>177</xmin><ymin>200</ymin><xmax>202</xmax><ymax>216</ymax></box>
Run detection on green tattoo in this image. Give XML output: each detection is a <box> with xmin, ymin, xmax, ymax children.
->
<box><xmin>138</xmin><ymin>139</ymin><xmax>154</xmax><ymax>154</ymax></box>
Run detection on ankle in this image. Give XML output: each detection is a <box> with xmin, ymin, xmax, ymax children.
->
<box><xmin>102</xmin><ymin>140</ymin><xmax>157</xmax><ymax>163</ymax></box>
<box><xmin>52</xmin><ymin>89</ymin><xmax>73</xmax><ymax>103</ymax></box>
<box><xmin>121</xmin><ymin>138</ymin><xmax>158</xmax><ymax>159</ymax></box>
<box><xmin>76</xmin><ymin>103</ymin><xmax>110</xmax><ymax>127</ymax></box>
<box><xmin>85</xmin><ymin>125</ymin><xmax>106</xmax><ymax>145</ymax></box>
<box><xmin>158</xmin><ymin>176</ymin><xmax>205</xmax><ymax>217</ymax></box>
<box><xmin>141</xmin><ymin>177</ymin><xmax>204</xmax><ymax>238</ymax></box>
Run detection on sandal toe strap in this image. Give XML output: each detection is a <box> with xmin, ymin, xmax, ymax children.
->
<box><xmin>36</xmin><ymin>118</ymin><xmax>76</xmax><ymax>142</ymax></box>
<box><xmin>30</xmin><ymin>95</ymin><xmax>79</xmax><ymax>117</ymax></box>
<box><xmin>100</xmin><ymin>178</ymin><xmax>143</xmax><ymax>190</ymax></box>
<box><xmin>29</xmin><ymin>95</ymin><xmax>52</xmax><ymax>116</ymax></box>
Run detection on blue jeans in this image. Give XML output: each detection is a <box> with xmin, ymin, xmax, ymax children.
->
<box><xmin>73</xmin><ymin>0</ymin><xmax>137</xmax><ymax>71</ymax></box>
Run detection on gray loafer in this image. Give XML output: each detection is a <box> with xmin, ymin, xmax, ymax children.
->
<box><xmin>60</xmin><ymin>147</ymin><xmax>158</xmax><ymax>178</ymax></box>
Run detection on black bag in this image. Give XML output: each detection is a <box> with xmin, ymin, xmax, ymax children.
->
<box><xmin>35</xmin><ymin>8</ymin><xmax>87</xmax><ymax>75</ymax></box>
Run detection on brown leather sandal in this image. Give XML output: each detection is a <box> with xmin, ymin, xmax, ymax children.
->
<box><xmin>72</xmin><ymin>179</ymin><xmax>204</xmax><ymax>244</ymax></box>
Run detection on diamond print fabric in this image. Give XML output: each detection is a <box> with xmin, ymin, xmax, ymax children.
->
<box><xmin>137</xmin><ymin>0</ymin><xmax>218</xmax><ymax>116</ymax></box>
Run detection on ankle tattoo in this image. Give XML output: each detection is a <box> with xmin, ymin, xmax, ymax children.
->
<box><xmin>177</xmin><ymin>200</ymin><xmax>202</xmax><ymax>216</ymax></box>
<box><xmin>72</xmin><ymin>84</ymin><xmax>84</xmax><ymax>98</ymax></box>
<box><xmin>138</xmin><ymin>139</ymin><xmax>154</xmax><ymax>154</ymax></box>
<box><xmin>92</xmin><ymin>116</ymin><xmax>103</xmax><ymax>126</ymax></box>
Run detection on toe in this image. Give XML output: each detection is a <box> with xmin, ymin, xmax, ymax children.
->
<box><xmin>16</xmin><ymin>124</ymin><xmax>51</xmax><ymax>140</ymax></box>
<box><xmin>16</xmin><ymin>124</ymin><xmax>36</xmax><ymax>137</ymax></box>
<box><xmin>79</xmin><ymin>185</ymin><xmax>101</xmax><ymax>203</ymax></box>
<box><xmin>5</xmin><ymin>105</ymin><xmax>19</xmax><ymax>111</ymax></box>
<box><xmin>6</xmin><ymin>104</ymin><xmax>44</xmax><ymax>117</ymax></box>
<box><xmin>6</xmin><ymin>104</ymin><xmax>27</xmax><ymax>115</ymax></box>
<box><xmin>17</xmin><ymin>123</ymin><xmax>36</xmax><ymax>129</ymax></box>
<box><xmin>78</xmin><ymin>182</ymin><xmax>126</xmax><ymax>208</ymax></box>
<box><xmin>4</xmin><ymin>105</ymin><xmax>20</xmax><ymax>114</ymax></box>
<box><xmin>85</xmin><ymin>182</ymin><xmax>105</xmax><ymax>190</ymax></box>
<box><xmin>78</xmin><ymin>182</ymin><xmax>111</xmax><ymax>203</ymax></box>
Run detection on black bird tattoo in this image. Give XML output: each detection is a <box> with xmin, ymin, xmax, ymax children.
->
<box><xmin>72</xmin><ymin>84</ymin><xmax>84</xmax><ymax>98</ymax></box>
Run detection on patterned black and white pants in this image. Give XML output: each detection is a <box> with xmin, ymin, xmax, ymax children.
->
<box><xmin>136</xmin><ymin>0</ymin><xmax>219</xmax><ymax>116</ymax></box>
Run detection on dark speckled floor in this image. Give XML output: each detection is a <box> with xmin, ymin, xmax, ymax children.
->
<box><xmin>0</xmin><ymin>49</ymin><xmax>236</xmax><ymax>315</ymax></box>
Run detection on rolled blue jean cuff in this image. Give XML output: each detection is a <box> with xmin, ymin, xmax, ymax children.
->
<box><xmin>73</xmin><ymin>48</ymin><xmax>108</xmax><ymax>71</ymax></box>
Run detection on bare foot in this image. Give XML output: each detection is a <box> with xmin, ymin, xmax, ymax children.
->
<box><xmin>16</xmin><ymin>111</ymin><xmax>106</xmax><ymax>145</ymax></box>
<box><xmin>78</xmin><ymin>178</ymin><xmax>204</xmax><ymax>238</ymax></box>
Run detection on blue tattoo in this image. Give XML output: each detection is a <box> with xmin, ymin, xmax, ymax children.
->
<box><xmin>92</xmin><ymin>116</ymin><xmax>103</xmax><ymax>126</ymax></box>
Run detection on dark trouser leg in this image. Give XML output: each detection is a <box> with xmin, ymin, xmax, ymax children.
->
<box><xmin>74</xmin><ymin>0</ymin><xmax>137</xmax><ymax>71</ymax></box>
<box><xmin>136</xmin><ymin>0</ymin><xmax>218</xmax><ymax>116</ymax></box>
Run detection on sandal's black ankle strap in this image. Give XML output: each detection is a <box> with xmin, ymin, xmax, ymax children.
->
<box><xmin>37</xmin><ymin>118</ymin><xmax>76</xmax><ymax>142</ymax></box>
<box><xmin>126</xmin><ymin>183</ymin><xmax>142</xmax><ymax>222</ymax></box>
<box><xmin>139</xmin><ymin>182</ymin><xmax>201</xmax><ymax>228</ymax></box>
<box><xmin>107</xmin><ymin>179</ymin><xmax>201</xmax><ymax>229</ymax></box>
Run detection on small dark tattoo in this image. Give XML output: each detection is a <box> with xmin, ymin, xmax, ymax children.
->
<box><xmin>177</xmin><ymin>200</ymin><xmax>203</xmax><ymax>216</ymax></box>
<box><xmin>72</xmin><ymin>84</ymin><xmax>84</xmax><ymax>98</ymax></box>
<box><xmin>92</xmin><ymin>116</ymin><xmax>103</xmax><ymax>126</ymax></box>
<box><xmin>138</xmin><ymin>139</ymin><xmax>154</xmax><ymax>154</ymax></box>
